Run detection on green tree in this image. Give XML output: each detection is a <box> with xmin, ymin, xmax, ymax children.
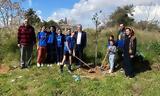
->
<box><xmin>108</xmin><ymin>5</ymin><xmax>134</xmax><ymax>26</ymax></box>
<box><xmin>24</xmin><ymin>8</ymin><xmax>41</xmax><ymax>26</ymax></box>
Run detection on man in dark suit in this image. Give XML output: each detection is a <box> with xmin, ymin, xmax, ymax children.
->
<box><xmin>74</xmin><ymin>24</ymin><xmax>87</xmax><ymax>68</ymax></box>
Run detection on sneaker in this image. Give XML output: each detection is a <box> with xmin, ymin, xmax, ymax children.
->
<box><xmin>41</xmin><ymin>64</ymin><xmax>44</xmax><ymax>67</ymax></box>
<box><xmin>49</xmin><ymin>64</ymin><xmax>52</xmax><ymax>67</ymax></box>
<box><xmin>68</xmin><ymin>70</ymin><xmax>72</xmax><ymax>74</ymax></box>
<box><xmin>47</xmin><ymin>64</ymin><xmax>50</xmax><ymax>67</ymax></box>
<box><xmin>57</xmin><ymin>62</ymin><xmax>60</xmax><ymax>66</ymax></box>
<box><xmin>37</xmin><ymin>63</ymin><xmax>40</xmax><ymax>67</ymax></box>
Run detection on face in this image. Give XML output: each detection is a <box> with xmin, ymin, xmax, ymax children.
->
<box><xmin>109</xmin><ymin>36</ymin><xmax>113</xmax><ymax>40</ymax></box>
<box><xmin>50</xmin><ymin>27</ymin><xmax>56</xmax><ymax>32</ymax></box>
<box><xmin>24</xmin><ymin>20</ymin><xmax>29</xmax><ymax>26</ymax></box>
<box><xmin>71</xmin><ymin>32</ymin><xmax>75</xmax><ymax>36</ymax></box>
<box><xmin>125</xmin><ymin>29</ymin><xmax>131</xmax><ymax>36</ymax></box>
<box><xmin>66</xmin><ymin>29</ymin><xmax>71</xmax><ymax>35</ymax></box>
<box><xmin>41</xmin><ymin>26</ymin><xmax>46</xmax><ymax>32</ymax></box>
<box><xmin>110</xmin><ymin>41</ymin><xmax>114</xmax><ymax>46</ymax></box>
<box><xmin>77</xmin><ymin>25</ymin><xmax>82</xmax><ymax>32</ymax></box>
<box><xmin>119</xmin><ymin>24</ymin><xmax>124</xmax><ymax>30</ymax></box>
<box><xmin>57</xmin><ymin>29</ymin><xmax>61</xmax><ymax>34</ymax></box>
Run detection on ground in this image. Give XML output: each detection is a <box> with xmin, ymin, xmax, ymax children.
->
<box><xmin>0</xmin><ymin>63</ymin><xmax>160</xmax><ymax>96</ymax></box>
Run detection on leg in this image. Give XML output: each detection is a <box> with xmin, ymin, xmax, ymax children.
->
<box><xmin>37</xmin><ymin>47</ymin><xmax>42</xmax><ymax>65</ymax></box>
<box><xmin>60</xmin><ymin>54</ymin><xmax>66</xmax><ymax>72</ymax></box>
<box><xmin>26</xmin><ymin>45</ymin><xmax>33</xmax><ymax>67</ymax></box>
<box><xmin>20</xmin><ymin>45</ymin><xmax>26</xmax><ymax>68</ymax></box>
<box><xmin>109</xmin><ymin>55</ymin><xmax>115</xmax><ymax>72</ymax></box>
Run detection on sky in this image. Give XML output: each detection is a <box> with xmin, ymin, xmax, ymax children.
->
<box><xmin>15</xmin><ymin>0</ymin><xmax>160</xmax><ymax>28</ymax></box>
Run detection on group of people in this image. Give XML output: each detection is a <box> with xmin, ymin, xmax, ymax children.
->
<box><xmin>106</xmin><ymin>24</ymin><xmax>137</xmax><ymax>78</ymax></box>
<box><xmin>17</xmin><ymin>19</ymin><xmax>87</xmax><ymax>73</ymax></box>
<box><xmin>17</xmin><ymin>19</ymin><xmax>137</xmax><ymax>78</ymax></box>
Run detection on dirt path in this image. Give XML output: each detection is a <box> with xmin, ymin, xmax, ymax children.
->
<box><xmin>0</xmin><ymin>64</ymin><xmax>10</xmax><ymax>74</ymax></box>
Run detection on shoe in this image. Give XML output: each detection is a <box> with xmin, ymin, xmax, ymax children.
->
<box><xmin>68</xmin><ymin>70</ymin><xmax>72</xmax><ymax>74</ymax></box>
<box><xmin>37</xmin><ymin>63</ymin><xmax>40</xmax><ymax>67</ymax></box>
<box><xmin>49</xmin><ymin>64</ymin><xmax>52</xmax><ymax>67</ymax></box>
<box><xmin>41</xmin><ymin>64</ymin><xmax>44</xmax><ymax>67</ymax></box>
<box><xmin>47</xmin><ymin>64</ymin><xmax>50</xmax><ymax>67</ymax></box>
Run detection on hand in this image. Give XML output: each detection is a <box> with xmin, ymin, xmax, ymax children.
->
<box><xmin>17</xmin><ymin>44</ymin><xmax>20</xmax><ymax>48</ymax></box>
<box><xmin>69</xmin><ymin>50</ymin><xmax>71</xmax><ymax>54</ymax></box>
<box><xmin>129</xmin><ymin>49</ymin><xmax>132</xmax><ymax>54</ymax></box>
<box><xmin>37</xmin><ymin>46</ymin><xmax>39</xmax><ymax>50</ymax></box>
<box><xmin>130</xmin><ymin>55</ymin><xmax>134</xmax><ymax>58</ymax></box>
<box><xmin>73</xmin><ymin>51</ymin><xmax>75</xmax><ymax>56</ymax></box>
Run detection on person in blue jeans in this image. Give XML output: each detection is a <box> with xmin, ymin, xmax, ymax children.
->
<box><xmin>56</xmin><ymin>28</ymin><xmax>65</xmax><ymax>65</ymax></box>
<box><xmin>46</xmin><ymin>26</ymin><xmax>57</xmax><ymax>66</ymax></box>
<box><xmin>108</xmin><ymin>40</ymin><xmax>116</xmax><ymax>73</ymax></box>
<box><xmin>60</xmin><ymin>30</ymin><xmax>76</xmax><ymax>73</ymax></box>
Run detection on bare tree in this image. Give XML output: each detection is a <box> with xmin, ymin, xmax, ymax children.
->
<box><xmin>0</xmin><ymin>0</ymin><xmax>24</xmax><ymax>27</ymax></box>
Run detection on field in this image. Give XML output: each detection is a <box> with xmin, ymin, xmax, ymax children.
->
<box><xmin>0</xmin><ymin>27</ymin><xmax>160</xmax><ymax>96</ymax></box>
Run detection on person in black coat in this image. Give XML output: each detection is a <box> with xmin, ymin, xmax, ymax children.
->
<box><xmin>123</xmin><ymin>27</ymin><xmax>137</xmax><ymax>78</ymax></box>
<box><xmin>74</xmin><ymin>24</ymin><xmax>87</xmax><ymax>68</ymax></box>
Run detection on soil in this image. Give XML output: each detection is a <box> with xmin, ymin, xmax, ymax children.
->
<box><xmin>75</xmin><ymin>65</ymin><xmax>110</xmax><ymax>80</ymax></box>
<box><xmin>0</xmin><ymin>64</ymin><xmax>10</xmax><ymax>74</ymax></box>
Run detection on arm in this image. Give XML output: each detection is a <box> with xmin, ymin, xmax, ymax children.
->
<box><xmin>32</xmin><ymin>27</ymin><xmax>36</xmax><ymax>45</ymax></box>
<box><xmin>17</xmin><ymin>26</ymin><xmax>21</xmax><ymax>47</ymax></box>
<box><xmin>83</xmin><ymin>32</ymin><xmax>87</xmax><ymax>48</ymax></box>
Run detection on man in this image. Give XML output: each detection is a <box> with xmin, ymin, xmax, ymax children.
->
<box><xmin>17</xmin><ymin>19</ymin><xmax>36</xmax><ymax>69</ymax></box>
<box><xmin>74</xmin><ymin>24</ymin><xmax>87</xmax><ymax>68</ymax></box>
<box><xmin>116</xmin><ymin>23</ymin><xmax>126</xmax><ymax>69</ymax></box>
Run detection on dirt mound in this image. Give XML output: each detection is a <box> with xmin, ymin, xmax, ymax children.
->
<box><xmin>0</xmin><ymin>64</ymin><xmax>10</xmax><ymax>74</ymax></box>
<box><xmin>75</xmin><ymin>65</ymin><xmax>109</xmax><ymax>80</ymax></box>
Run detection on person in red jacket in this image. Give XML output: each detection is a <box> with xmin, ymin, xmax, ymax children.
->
<box><xmin>17</xmin><ymin>19</ymin><xmax>36</xmax><ymax>69</ymax></box>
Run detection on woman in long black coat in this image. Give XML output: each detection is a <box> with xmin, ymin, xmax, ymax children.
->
<box><xmin>123</xmin><ymin>27</ymin><xmax>137</xmax><ymax>78</ymax></box>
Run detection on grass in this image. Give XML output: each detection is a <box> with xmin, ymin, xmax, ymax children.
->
<box><xmin>0</xmin><ymin>27</ymin><xmax>160</xmax><ymax>96</ymax></box>
<box><xmin>0</xmin><ymin>65</ymin><xmax>160</xmax><ymax>96</ymax></box>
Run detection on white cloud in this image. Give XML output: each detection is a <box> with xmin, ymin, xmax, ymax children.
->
<box><xmin>48</xmin><ymin>0</ymin><xmax>160</xmax><ymax>28</ymax></box>
<box><xmin>133</xmin><ymin>5</ymin><xmax>160</xmax><ymax>22</ymax></box>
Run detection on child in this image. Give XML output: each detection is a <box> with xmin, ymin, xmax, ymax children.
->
<box><xmin>46</xmin><ymin>26</ymin><xmax>57</xmax><ymax>66</ymax></box>
<box><xmin>107</xmin><ymin>35</ymin><xmax>114</xmax><ymax>47</ymax></box>
<box><xmin>56</xmin><ymin>28</ymin><xmax>65</xmax><ymax>65</ymax></box>
<box><xmin>60</xmin><ymin>29</ymin><xmax>76</xmax><ymax>73</ymax></box>
<box><xmin>108</xmin><ymin>40</ymin><xmax>116</xmax><ymax>73</ymax></box>
<box><xmin>37</xmin><ymin>26</ymin><xmax>48</xmax><ymax>67</ymax></box>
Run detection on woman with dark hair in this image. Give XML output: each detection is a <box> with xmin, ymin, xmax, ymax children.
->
<box><xmin>37</xmin><ymin>26</ymin><xmax>48</xmax><ymax>67</ymax></box>
<box><xmin>123</xmin><ymin>27</ymin><xmax>137</xmax><ymax>78</ymax></box>
<box><xmin>46</xmin><ymin>26</ymin><xmax>57</xmax><ymax>66</ymax></box>
<box><xmin>56</xmin><ymin>28</ymin><xmax>65</xmax><ymax>65</ymax></box>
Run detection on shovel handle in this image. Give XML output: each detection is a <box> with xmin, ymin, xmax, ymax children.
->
<box><xmin>73</xmin><ymin>55</ymin><xmax>92</xmax><ymax>69</ymax></box>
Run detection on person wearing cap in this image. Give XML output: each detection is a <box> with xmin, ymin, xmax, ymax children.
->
<box><xmin>17</xmin><ymin>19</ymin><xmax>36</xmax><ymax>69</ymax></box>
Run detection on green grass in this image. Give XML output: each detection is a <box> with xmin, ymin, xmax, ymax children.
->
<box><xmin>0</xmin><ymin>65</ymin><xmax>160</xmax><ymax>96</ymax></box>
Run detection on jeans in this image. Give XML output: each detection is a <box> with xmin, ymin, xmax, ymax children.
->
<box><xmin>57</xmin><ymin>47</ymin><xmax>63</xmax><ymax>63</ymax></box>
<box><xmin>109</xmin><ymin>54</ymin><xmax>115</xmax><ymax>70</ymax></box>
<box><xmin>20</xmin><ymin>45</ymin><xmax>33</xmax><ymax>67</ymax></box>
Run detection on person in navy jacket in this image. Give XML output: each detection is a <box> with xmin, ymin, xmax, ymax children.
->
<box><xmin>45</xmin><ymin>26</ymin><xmax>57</xmax><ymax>66</ymax></box>
<box><xmin>74</xmin><ymin>24</ymin><xmax>87</xmax><ymax>68</ymax></box>
<box><xmin>56</xmin><ymin>28</ymin><xmax>65</xmax><ymax>65</ymax></box>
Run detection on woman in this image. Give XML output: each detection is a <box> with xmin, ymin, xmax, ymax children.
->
<box><xmin>46</xmin><ymin>26</ymin><xmax>57</xmax><ymax>66</ymax></box>
<box><xmin>37</xmin><ymin>26</ymin><xmax>48</xmax><ymax>67</ymax></box>
<box><xmin>60</xmin><ymin>29</ymin><xmax>76</xmax><ymax>73</ymax></box>
<box><xmin>123</xmin><ymin>27</ymin><xmax>137</xmax><ymax>78</ymax></box>
<box><xmin>56</xmin><ymin>28</ymin><xmax>65</xmax><ymax>65</ymax></box>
